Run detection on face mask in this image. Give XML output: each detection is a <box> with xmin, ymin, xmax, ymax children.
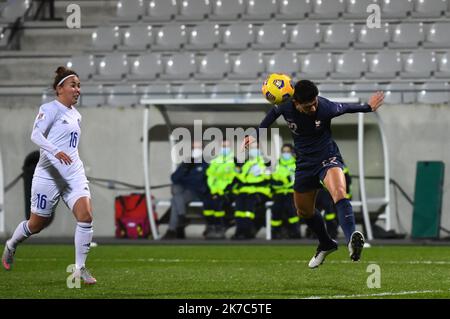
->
<box><xmin>281</xmin><ymin>152</ymin><xmax>292</xmax><ymax>160</ymax></box>
<box><xmin>249</xmin><ymin>148</ymin><xmax>259</xmax><ymax>158</ymax></box>
<box><xmin>220</xmin><ymin>147</ymin><xmax>231</xmax><ymax>156</ymax></box>
<box><xmin>192</xmin><ymin>148</ymin><xmax>203</xmax><ymax>159</ymax></box>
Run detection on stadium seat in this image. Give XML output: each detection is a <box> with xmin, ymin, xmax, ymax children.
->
<box><xmin>219</xmin><ymin>23</ymin><xmax>255</xmax><ymax>50</ymax></box>
<box><xmin>66</xmin><ymin>54</ymin><xmax>96</xmax><ymax>81</ymax></box>
<box><xmin>161</xmin><ymin>53</ymin><xmax>197</xmax><ymax>80</ymax></box>
<box><xmin>210</xmin><ymin>0</ymin><xmax>246</xmax><ymax>20</ymax></box>
<box><xmin>310</xmin><ymin>0</ymin><xmax>345</xmax><ymax>19</ymax></box>
<box><xmin>140</xmin><ymin>84</ymin><xmax>172</xmax><ymax>100</ymax></box>
<box><xmin>331</xmin><ymin>52</ymin><xmax>367</xmax><ymax>79</ymax></box>
<box><xmin>389</xmin><ymin>23</ymin><xmax>425</xmax><ymax>49</ymax></box>
<box><xmin>343</xmin><ymin>0</ymin><xmax>380</xmax><ymax>18</ymax></box>
<box><xmin>253</xmin><ymin>22</ymin><xmax>288</xmax><ymax>49</ymax></box>
<box><xmin>79</xmin><ymin>85</ymin><xmax>106</xmax><ymax>108</ymax></box>
<box><xmin>265</xmin><ymin>51</ymin><xmax>299</xmax><ymax>78</ymax></box>
<box><xmin>435</xmin><ymin>51</ymin><xmax>450</xmax><ymax>78</ymax></box>
<box><xmin>106</xmin><ymin>84</ymin><xmax>140</xmax><ymax>107</ymax></box>
<box><xmin>152</xmin><ymin>24</ymin><xmax>187</xmax><ymax>51</ymax></box>
<box><xmin>241</xmin><ymin>82</ymin><xmax>263</xmax><ymax>99</ymax></box>
<box><xmin>121</xmin><ymin>25</ymin><xmax>154</xmax><ymax>51</ymax></box>
<box><xmin>144</xmin><ymin>0</ymin><xmax>178</xmax><ymax>21</ymax></box>
<box><xmin>400</xmin><ymin>51</ymin><xmax>437</xmax><ymax>78</ymax></box>
<box><xmin>115</xmin><ymin>0</ymin><xmax>145</xmax><ymax>21</ymax></box>
<box><xmin>318</xmin><ymin>83</ymin><xmax>349</xmax><ymax>98</ymax></box>
<box><xmin>0</xmin><ymin>25</ymin><xmax>11</xmax><ymax>49</ymax></box>
<box><xmin>129</xmin><ymin>53</ymin><xmax>163</xmax><ymax>81</ymax></box>
<box><xmin>412</xmin><ymin>0</ymin><xmax>447</xmax><ymax>17</ymax></box>
<box><xmin>91</xmin><ymin>26</ymin><xmax>121</xmax><ymax>51</ymax></box>
<box><xmin>195</xmin><ymin>51</ymin><xmax>231</xmax><ymax>80</ymax></box>
<box><xmin>178</xmin><ymin>0</ymin><xmax>211</xmax><ymax>21</ymax></box>
<box><xmin>93</xmin><ymin>53</ymin><xmax>129</xmax><ymax>81</ymax></box>
<box><xmin>0</xmin><ymin>0</ymin><xmax>31</xmax><ymax>23</ymax></box>
<box><xmin>206</xmin><ymin>83</ymin><xmax>240</xmax><ymax>98</ymax></box>
<box><xmin>416</xmin><ymin>82</ymin><xmax>449</xmax><ymax>105</ymax></box>
<box><xmin>349</xmin><ymin>83</ymin><xmax>380</xmax><ymax>101</ymax></box>
<box><xmin>172</xmin><ymin>83</ymin><xmax>207</xmax><ymax>99</ymax></box>
<box><xmin>185</xmin><ymin>23</ymin><xmax>220</xmax><ymax>50</ymax></box>
<box><xmin>423</xmin><ymin>23</ymin><xmax>450</xmax><ymax>48</ymax></box>
<box><xmin>286</xmin><ymin>23</ymin><xmax>321</xmax><ymax>49</ymax></box>
<box><xmin>366</xmin><ymin>51</ymin><xmax>402</xmax><ymax>79</ymax></box>
<box><xmin>381</xmin><ymin>82</ymin><xmax>416</xmax><ymax>104</ymax></box>
<box><xmin>228</xmin><ymin>51</ymin><xmax>265</xmax><ymax>80</ymax></box>
<box><xmin>276</xmin><ymin>0</ymin><xmax>311</xmax><ymax>20</ymax></box>
<box><xmin>243</xmin><ymin>0</ymin><xmax>277</xmax><ymax>20</ymax></box>
<box><xmin>321</xmin><ymin>23</ymin><xmax>356</xmax><ymax>49</ymax></box>
<box><xmin>381</xmin><ymin>0</ymin><xmax>413</xmax><ymax>18</ymax></box>
<box><xmin>298</xmin><ymin>53</ymin><xmax>333</xmax><ymax>79</ymax></box>
<box><xmin>354</xmin><ymin>23</ymin><xmax>390</xmax><ymax>49</ymax></box>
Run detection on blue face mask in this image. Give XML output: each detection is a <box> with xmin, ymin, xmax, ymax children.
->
<box><xmin>221</xmin><ymin>147</ymin><xmax>231</xmax><ymax>156</ymax></box>
<box><xmin>281</xmin><ymin>152</ymin><xmax>293</xmax><ymax>160</ymax></box>
<box><xmin>249</xmin><ymin>148</ymin><xmax>259</xmax><ymax>158</ymax></box>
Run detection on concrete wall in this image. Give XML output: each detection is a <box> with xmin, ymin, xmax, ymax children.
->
<box><xmin>0</xmin><ymin>103</ymin><xmax>449</xmax><ymax>238</ymax></box>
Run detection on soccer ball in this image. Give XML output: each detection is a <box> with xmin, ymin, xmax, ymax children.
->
<box><xmin>261</xmin><ymin>73</ymin><xmax>294</xmax><ymax>105</ymax></box>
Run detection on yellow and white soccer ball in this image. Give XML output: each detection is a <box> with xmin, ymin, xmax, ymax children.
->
<box><xmin>261</xmin><ymin>73</ymin><xmax>294</xmax><ymax>105</ymax></box>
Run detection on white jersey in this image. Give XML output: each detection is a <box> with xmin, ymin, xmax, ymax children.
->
<box><xmin>31</xmin><ymin>100</ymin><xmax>86</xmax><ymax>181</ymax></box>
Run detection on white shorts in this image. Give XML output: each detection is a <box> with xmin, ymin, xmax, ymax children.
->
<box><xmin>30</xmin><ymin>176</ymin><xmax>91</xmax><ymax>217</ymax></box>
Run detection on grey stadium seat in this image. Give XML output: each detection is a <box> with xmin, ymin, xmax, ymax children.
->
<box><xmin>321</xmin><ymin>23</ymin><xmax>356</xmax><ymax>49</ymax></box>
<box><xmin>276</xmin><ymin>0</ymin><xmax>311</xmax><ymax>20</ymax></box>
<box><xmin>144</xmin><ymin>0</ymin><xmax>178</xmax><ymax>22</ymax></box>
<box><xmin>343</xmin><ymin>0</ymin><xmax>380</xmax><ymax>18</ymax></box>
<box><xmin>228</xmin><ymin>51</ymin><xmax>265</xmax><ymax>80</ymax></box>
<box><xmin>381</xmin><ymin>0</ymin><xmax>413</xmax><ymax>18</ymax></box>
<box><xmin>243</xmin><ymin>0</ymin><xmax>277</xmax><ymax>20</ymax></box>
<box><xmin>0</xmin><ymin>0</ymin><xmax>30</xmax><ymax>23</ymax></box>
<box><xmin>412</xmin><ymin>0</ymin><xmax>447</xmax><ymax>17</ymax></box>
<box><xmin>298</xmin><ymin>53</ymin><xmax>333</xmax><ymax>79</ymax></box>
<box><xmin>286</xmin><ymin>23</ymin><xmax>321</xmax><ymax>49</ymax></box>
<box><xmin>331</xmin><ymin>52</ymin><xmax>367</xmax><ymax>79</ymax></box>
<box><xmin>121</xmin><ymin>25</ymin><xmax>154</xmax><ymax>51</ymax></box>
<box><xmin>210</xmin><ymin>0</ymin><xmax>245</xmax><ymax>20</ymax></box>
<box><xmin>266</xmin><ymin>51</ymin><xmax>299</xmax><ymax>78</ymax></box>
<box><xmin>318</xmin><ymin>83</ymin><xmax>349</xmax><ymax>98</ymax></box>
<box><xmin>253</xmin><ymin>22</ymin><xmax>288</xmax><ymax>50</ymax></box>
<box><xmin>115</xmin><ymin>0</ymin><xmax>145</xmax><ymax>21</ymax></box>
<box><xmin>389</xmin><ymin>23</ymin><xmax>425</xmax><ymax>49</ymax></box>
<box><xmin>0</xmin><ymin>25</ymin><xmax>10</xmax><ymax>49</ymax></box>
<box><xmin>161</xmin><ymin>53</ymin><xmax>197</xmax><ymax>80</ymax></box>
<box><xmin>93</xmin><ymin>53</ymin><xmax>129</xmax><ymax>81</ymax></box>
<box><xmin>172</xmin><ymin>83</ymin><xmax>207</xmax><ymax>99</ymax></box>
<box><xmin>400</xmin><ymin>51</ymin><xmax>437</xmax><ymax>78</ymax></box>
<box><xmin>79</xmin><ymin>85</ymin><xmax>106</xmax><ymax>108</ymax></box>
<box><xmin>185</xmin><ymin>23</ymin><xmax>220</xmax><ymax>50</ymax></box>
<box><xmin>66</xmin><ymin>54</ymin><xmax>96</xmax><ymax>81</ymax></box>
<box><xmin>140</xmin><ymin>84</ymin><xmax>172</xmax><ymax>100</ymax></box>
<box><xmin>106</xmin><ymin>84</ymin><xmax>140</xmax><ymax>108</ymax></box>
<box><xmin>219</xmin><ymin>23</ymin><xmax>255</xmax><ymax>50</ymax></box>
<box><xmin>178</xmin><ymin>0</ymin><xmax>211</xmax><ymax>21</ymax></box>
<box><xmin>195</xmin><ymin>51</ymin><xmax>231</xmax><ymax>80</ymax></box>
<box><xmin>91</xmin><ymin>26</ymin><xmax>121</xmax><ymax>51</ymax></box>
<box><xmin>241</xmin><ymin>82</ymin><xmax>263</xmax><ymax>99</ymax></box>
<box><xmin>153</xmin><ymin>24</ymin><xmax>187</xmax><ymax>51</ymax></box>
<box><xmin>423</xmin><ymin>23</ymin><xmax>450</xmax><ymax>48</ymax></box>
<box><xmin>435</xmin><ymin>51</ymin><xmax>450</xmax><ymax>78</ymax></box>
<box><xmin>206</xmin><ymin>83</ymin><xmax>240</xmax><ymax>98</ymax></box>
<box><xmin>381</xmin><ymin>83</ymin><xmax>416</xmax><ymax>104</ymax></box>
<box><xmin>129</xmin><ymin>53</ymin><xmax>163</xmax><ymax>81</ymax></box>
<box><xmin>416</xmin><ymin>82</ymin><xmax>449</xmax><ymax>105</ymax></box>
<box><xmin>354</xmin><ymin>23</ymin><xmax>390</xmax><ymax>49</ymax></box>
<box><xmin>309</xmin><ymin>0</ymin><xmax>345</xmax><ymax>19</ymax></box>
<box><xmin>366</xmin><ymin>51</ymin><xmax>402</xmax><ymax>79</ymax></box>
<box><xmin>349</xmin><ymin>83</ymin><xmax>380</xmax><ymax>101</ymax></box>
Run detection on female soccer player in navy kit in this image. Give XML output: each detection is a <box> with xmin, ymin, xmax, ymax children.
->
<box><xmin>244</xmin><ymin>80</ymin><xmax>384</xmax><ymax>268</ymax></box>
<box><xmin>2</xmin><ymin>66</ymin><xmax>96</xmax><ymax>283</ymax></box>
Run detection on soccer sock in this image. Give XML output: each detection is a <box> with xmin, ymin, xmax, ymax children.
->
<box><xmin>75</xmin><ymin>222</ymin><xmax>93</xmax><ymax>270</ymax></box>
<box><xmin>335</xmin><ymin>198</ymin><xmax>356</xmax><ymax>243</ymax></box>
<box><xmin>7</xmin><ymin>221</ymin><xmax>32</xmax><ymax>250</ymax></box>
<box><xmin>303</xmin><ymin>211</ymin><xmax>334</xmax><ymax>247</ymax></box>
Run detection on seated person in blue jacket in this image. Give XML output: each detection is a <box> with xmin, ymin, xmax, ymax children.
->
<box><xmin>163</xmin><ymin>141</ymin><xmax>209</xmax><ymax>239</ymax></box>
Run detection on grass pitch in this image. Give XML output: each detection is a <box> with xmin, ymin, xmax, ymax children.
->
<box><xmin>1</xmin><ymin>244</ymin><xmax>449</xmax><ymax>299</ymax></box>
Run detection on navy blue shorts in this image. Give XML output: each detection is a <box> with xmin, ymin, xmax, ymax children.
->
<box><xmin>293</xmin><ymin>155</ymin><xmax>345</xmax><ymax>193</ymax></box>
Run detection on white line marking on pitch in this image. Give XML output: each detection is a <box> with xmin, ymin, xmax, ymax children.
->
<box><xmin>304</xmin><ymin>289</ymin><xmax>449</xmax><ymax>299</ymax></box>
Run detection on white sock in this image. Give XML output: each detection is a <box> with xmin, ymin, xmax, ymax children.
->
<box><xmin>75</xmin><ymin>222</ymin><xmax>93</xmax><ymax>270</ymax></box>
<box><xmin>7</xmin><ymin>221</ymin><xmax>32</xmax><ymax>250</ymax></box>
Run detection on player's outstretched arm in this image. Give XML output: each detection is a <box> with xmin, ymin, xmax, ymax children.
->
<box><xmin>368</xmin><ymin>91</ymin><xmax>385</xmax><ymax>112</ymax></box>
<box><xmin>241</xmin><ymin>135</ymin><xmax>256</xmax><ymax>151</ymax></box>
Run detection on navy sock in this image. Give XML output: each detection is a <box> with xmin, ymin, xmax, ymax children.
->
<box><xmin>335</xmin><ymin>198</ymin><xmax>356</xmax><ymax>243</ymax></box>
<box><xmin>304</xmin><ymin>211</ymin><xmax>334</xmax><ymax>247</ymax></box>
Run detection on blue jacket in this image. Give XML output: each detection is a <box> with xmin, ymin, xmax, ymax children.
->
<box><xmin>171</xmin><ymin>161</ymin><xmax>208</xmax><ymax>195</ymax></box>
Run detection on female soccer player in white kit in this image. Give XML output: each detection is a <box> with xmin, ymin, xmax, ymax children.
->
<box><xmin>2</xmin><ymin>66</ymin><xmax>96</xmax><ymax>284</ymax></box>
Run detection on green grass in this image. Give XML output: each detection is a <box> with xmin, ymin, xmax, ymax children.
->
<box><xmin>1</xmin><ymin>244</ymin><xmax>450</xmax><ymax>299</ymax></box>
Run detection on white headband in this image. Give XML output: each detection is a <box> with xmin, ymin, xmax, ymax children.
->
<box><xmin>57</xmin><ymin>74</ymin><xmax>76</xmax><ymax>87</ymax></box>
